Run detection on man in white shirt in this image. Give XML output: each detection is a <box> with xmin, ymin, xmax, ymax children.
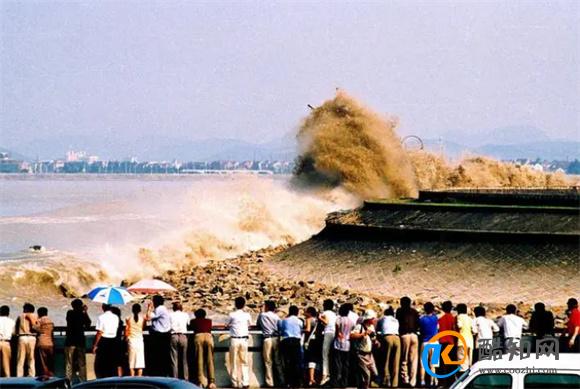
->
<box><xmin>497</xmin><ymin>304</ymin><xmax>528</xmax><ymax>349</ymax></box>
<box><xmin>15</xmin><ymin>303</ymin><xmax>38</xmax><ymax>377</ymax></box>
<box><xmin>146</xmin><ymin>295</ymin><xmax>172</xmax><ymax>376</ymax></box>
<box><xmin>92</xmin><ymin>304</ymin><xmax>119</xmax><ymax>378</ymax></box>
<box><xmin>472</xmin><ymin>306</ymin><xmax>500</xmax><ymax>363</ymax></box>
<box><xmin>473</xmin><ymin>306</ymin><xmax>499</xmax><ymax>342</ymax></box>
<box><xmin>169</xmin><ymin>302</ymin><xmax>190</xmax><ymax>380</ymax></box>
<box><xmin>226</xmin><ymin>296</ymin><xmax>252</xmax><ymax>389</ymax></box>
<box><xmin>378</xmin><ymin>305</ymin><xmax>400</xmax><ymax>387</ymax></box>
<box><xmin>0</xmin><ymin>305</ymin><xmax>15</xmax><ymax>377</ymax></box>
<box><xmin>319</xmin><ymin>299</ymin><xmax>337</xmax><ymax>385</ymax></box>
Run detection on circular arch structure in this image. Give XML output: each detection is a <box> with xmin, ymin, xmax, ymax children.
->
<box><xmin>401</xmin><ymin>135</ymin><xmax>424</xmax><ymax>151</ymax></box>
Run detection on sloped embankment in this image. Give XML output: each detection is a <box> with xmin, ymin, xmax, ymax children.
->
<box><xmin>268</xmin><ymin>192</ymin><xmax>580</xmax><ymax>310</ymax></box>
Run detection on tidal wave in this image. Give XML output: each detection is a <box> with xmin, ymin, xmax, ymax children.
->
<box><xmin>0</xmin><ymin>176</ymin><xmax>357</xmax><ymax>308</ymax></box>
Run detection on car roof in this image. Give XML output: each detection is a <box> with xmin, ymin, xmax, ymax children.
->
<box><xmin>72</xmin><ymin>376</ymin><xmax>198</xmax><ymax>388</ymax></box>
<box><xmin>472</xmin><ymin>353</ymin><xmax>580</xmax><ymax>370</ymax></box>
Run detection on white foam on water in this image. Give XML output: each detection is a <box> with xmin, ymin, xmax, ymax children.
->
<box><xmin>0</xmin><ymin>175</ymin><xmax>358</xmax><ymax>320</ymax></box>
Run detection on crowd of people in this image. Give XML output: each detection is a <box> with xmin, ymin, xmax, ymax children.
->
<box><xmin>252</xmin><ymin>296</ymin><xmax>578</xmax><ymax>388</ymax></box>
<box><xmin>0</xmin><ymin>295</ymin><xmax>578</xmax><ymax>389</ymax></box>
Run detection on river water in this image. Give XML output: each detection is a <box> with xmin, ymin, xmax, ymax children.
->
<box><xmin>0</xmin><ymin>174</ymin><xmax>352</xmax><ymax>324</ymax></box>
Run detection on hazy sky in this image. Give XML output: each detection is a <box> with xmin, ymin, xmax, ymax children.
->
<box><xmin>1</xmin><ymin>0</ymin><xmax>578</xmax><ymax>149</ymax></box>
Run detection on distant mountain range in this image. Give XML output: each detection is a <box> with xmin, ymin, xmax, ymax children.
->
<box><xmin>2</xmin><ymin>125</ymin><xmax>578</xmax><ymax>161</ymax></box>
<box><xmin>424</xmin><ymin>125</ymin><xmax>579</xmax><ymax>160</ymax></box>
<box><xmin>3</xmin><ymin>135</ymin><xmax>297</xmax><ymax>162</ymax></box>
<box><xmin>440</xmin><ymin>125</ymin><xmax>552</xmax><ymax>148</ymax></box>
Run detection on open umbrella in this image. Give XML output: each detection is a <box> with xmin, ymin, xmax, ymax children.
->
<box><xmin>127</xmin><ymin>279</ymin><xmax>177</xmax><ymax>294</ymax></box>
<box><xmin>87</xmin><ymin>286</ymin><xmax>134</xmax><ymax>305</ymax></box>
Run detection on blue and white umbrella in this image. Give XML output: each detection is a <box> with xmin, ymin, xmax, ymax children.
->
<box><xmin>87</xmin><ymin>286</ymin><xmax>134</xmax><ymax>305</ymax></box>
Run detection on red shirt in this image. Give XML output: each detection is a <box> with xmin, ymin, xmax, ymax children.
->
<box><xmin>567</xmin><ymin>308</ymin><xmax>580</xmax><ymax>336</ymax></box>
<box><xmin>190</xmin><ymin>318</ymin><xmax>212</xmax><ymax>334</ymax></box>
<box><xmin>438</xmin><ymin>313</ymin><xmax>456</xmax><ymax>344</ymax></box>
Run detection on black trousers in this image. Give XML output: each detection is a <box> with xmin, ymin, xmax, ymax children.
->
<box><xmin>331</xmin><ymin>349</ymin><xmax>350</xmax><ymax>387</ymax></box>
<box><xmin>281</xmin><ymin>338</ymin><xmax>302</xmax><ymax>388</ymax></box>
<box><xmin>437</xmin><ymin>343</ymin><xmax>457</xmax><ymax>386</ymax></box>
<box><xmin>95</xmin><ymin>338</ymin><xmax>117</xmax><ymax>378</ymax></box>
<box><xmin>148</xmin><ymin>331</ymin><xmax>172</xmax><ymax>377</ymax></box>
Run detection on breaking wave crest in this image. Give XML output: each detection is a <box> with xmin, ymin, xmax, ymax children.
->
<box><xmin>294</xmin><ymin>91</ymin><xmax>569</xmax><ymax>199</ymax></box>
<box><xmin>293</xmin><ymin>90</ymin><xmax>417</xmax><ymax>199</ymax></box>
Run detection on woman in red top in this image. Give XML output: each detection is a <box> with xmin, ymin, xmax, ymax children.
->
<box><xmin>189</xmin><ymin>309</ymin><xmax>215</xmax><ymax>388</ymax></box>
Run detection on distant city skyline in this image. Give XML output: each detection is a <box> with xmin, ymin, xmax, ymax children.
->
<box><xmin>1</xmin><ymin>1</ymin><xmax>578</xmax><ymax>155</ymax></box>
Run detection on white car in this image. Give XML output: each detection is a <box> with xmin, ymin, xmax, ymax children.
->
<box><xmin>450</xmin><ymin>353</ymin><xmax>580</xmax><ymax>389</ymax></box>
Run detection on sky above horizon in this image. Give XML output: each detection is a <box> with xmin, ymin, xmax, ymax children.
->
<box><xmin>1</xmin><ymin>0</ymin><xmax>578</xmax><ymax>152</ymax></box>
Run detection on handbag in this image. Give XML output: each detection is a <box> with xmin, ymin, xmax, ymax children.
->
<box><xmin>304</xmin><ymin>320</ymin><xmax>319</xmax><ymax>351</ymax></box>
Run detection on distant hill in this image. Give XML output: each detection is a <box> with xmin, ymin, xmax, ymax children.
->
<box><xmin>475</xmin><ymin>141</ymin><xmax>580</xmax><ymax>160</ymax></box>
<box><xmin>421</xmin><ymin>139</ymin><xmax>580</xmax><ymax>161</ymax></box>
<box><xmin>4</xmin><ymin>125</ymin><xmax>577</xmax><ymax>161</ymax></box>
<box><xmin>441</xmin><ymin>125</ymin><xmax>551</xmax><ymax>148</ymax></box>
<box><xmin>4</xmin><ymin>134</ymin><xmax>297</xmax><ymax>161</ymax></box>
<box><xmin>429</xmin><ymin>125</ymin><xmax>578</xmax><ymax>160</ymax></box>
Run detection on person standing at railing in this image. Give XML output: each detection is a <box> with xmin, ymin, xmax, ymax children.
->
<box><xmin>64</xmin><ymin>299</ymin><xmax>91</xmax><ymax>382</ymax></box>
<box><xmin>319</xmin><ymin>299</ymin><xmax>337</xmax><ymax>386</ymax></box>
<box><xmin>304</xmin><ymin>306</ymin><xmax>323</xmax><ymax>387</ymax></box>
<box><xmin>110</xmin><ymin>306</ymin><xmax>125</xmax><ymax>377</ymax></box>
<box><xmin>472</xmin><ymin>305</ymin><xmax>499</xmax><ymax>364</ymax></box>
<box><xmin>125</xmin><ymin>303</ymin><xmax>146</xmax><ymax>377</ymax></box>
<box><xmin>226</xmin><ymin>296</ymin><xmax>252</xmax><ymax>389</ymax></box>
<box><xmin>15</xmin><ymin>302</ymin><xmax>38</xmax><ymax>377</ymax></box>
<box><xmin>418</xmin><ymin>302</ymin><xmax>438</xmax><ymax>388</ymax></box>
<box><xmin>332</xmin><ymin>304</ymin><xmax>355</xmax><ymax>388</ymax></box>
<box><xmin>349</xmin><ymin>309</ymin><xmax>379</xmax><ymax>389</ymax></box>
<box><xmin>34</xmin><ymin>307</ymin><xmax>55</xmax><ymax>377</ymax></box>
<box><xmin>529</xmin><ymin>302</ymin><xmax>554</xmax><ymax>340</ymax></box>
<box><xmin>278</xmin><ymin>305</ymin><xmax>304</xmax><ymax>388</ymax></box>
<box><xmin>396</xmin><ymin>297</ymin><xmax>419</xmax><ymax>388</ymax></box>
<box><xmin>146</xmin><ymin>295</ymin><xmax>172</xmax><ymax>377</ymax></box>
<box><xmin>0</xmin><ymin>305</ymin><xmax>15</xmax><ymax>377</ymax></box>
<box><xmin>437</xmin><ymin>300</ymin><xmax>456</xmax><ymax>386</ymax></box>
<box><xmin>257</xmin><ymin>300</ymin><xmax>283</xmax><ymax>388</ymax></box>
<box><xmin>190</xmin><ymin>308</ymin><xmax>216</xmax><ymax>389</ymax></box>
<box><xmin>455</xmin><ymin>304</ymin><xmax>474</xmax><ymax>374</ymax></box>
<box><xmin>169</xmin><ymin>302</ymin><xmax>190</xmax><ymax>381</ymax></box>
<box><xmin>497</xmin><ymin>304</ymin><xmax>528</xmax><ymax>351</ymax></box>
<box><xmin>378</xmin><ymin>305</ymin><xmax>400</xmax><ymax>388</ymax></box>
<box><xmin>92</xmin><ymin>304</ymin><xmax>119</xmax><ymax>378</ymax></box>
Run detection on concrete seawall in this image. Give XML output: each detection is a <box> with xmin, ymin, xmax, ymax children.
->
<box><xmin>3</xmin><ymin>329</ymin><xmax>565</xmax><ymax>386</ymax></box>
<box><xmin>6</xmin><ymin>329</ymin><xmax>267</xmax><ymax>387</ymax></box>
<box><xmin>321</xmin><ymin>197</ymin><xmax>580</xmax><ymax>244</ymax></box>
<box><xmin>417</xmin><ymin>188</ymin><xmax>580</xmax><ymax>207</ymax></box>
